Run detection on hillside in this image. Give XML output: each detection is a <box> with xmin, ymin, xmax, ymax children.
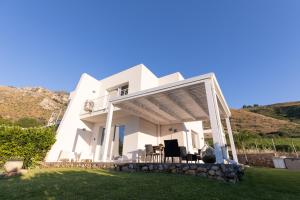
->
<box><xmin>230</xmin><ymin>109</ymin><xmax>300</xmax><ymax>137</ymax></box>
<box><xmin>0</xmin><ymin>86</ymin><xmax>68</xmax><ymax>125</ymax></box>
<box><xmin>244</xmin><ymin>101</ymin><xmax>300</xmax><ymax>124</ymax></box>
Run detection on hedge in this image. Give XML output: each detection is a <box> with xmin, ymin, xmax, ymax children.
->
<box><xmin>0</xmin><ymin>125</ymin><xmax>56</xmax><ymax>168</ymax></box>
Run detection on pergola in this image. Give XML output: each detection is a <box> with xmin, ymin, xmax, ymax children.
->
<box><xmin>100</xmin><ymin>73</ymin><xmax>238</xmax><ymax>164</ymax></box>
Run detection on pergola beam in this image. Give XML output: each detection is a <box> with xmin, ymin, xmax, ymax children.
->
<box><xmin>180</xmin><ymin>89</ymin><xmax>209</xmax><ymax>118</ymax></box>
<box><xmin>119</xmin><ymin>102</ymin><xmax>169</xmax><ymax>124</ymax></box>
<box><xmin>162</xmin><ymin>94</ymin><xmax>196</xmax><ymax>120</ymax></box>
<box><xmin>130</xmin><ymin>100</ymin><xmax>171</xmax><ymax>122</ymax></box>
<box><xmin>147</xmin><ymin>97</ymin><xmax>184</xmax><ymax>121</ymax></box>
<box><xmin>137</xmin><ymin>98</ymin><xmax>178</xmax><ymax>121</ymax></box>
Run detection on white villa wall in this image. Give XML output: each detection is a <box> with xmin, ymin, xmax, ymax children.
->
<box><xmin>160</xmin><ymin>124</ymin><xmax>186</xmax><ymax>147</ymax></box>
<box><xmin>140</xmin><ymin>65</ymin><xmax>159</xmax><ymax>90</ymax></box>
<box><xmin>158</xmin><ymin>72</ymin><xmax>184</xmax><ymax>86</ymax></box>
<box><xmin>184</xmin><ymin>121</ymin><xmax>205</xmax><ymax>153</ymax></box>
<box><xmin>46</xmin><ymin>73</ymin><xmax>101</xmax><ymax>161</ymax></box>
<box><xmin>138</xmin><ymin>119</ymin><xmax>158</xmax><ymax>149</ymax></box>
<box><xmin>100</xmin><ymin>64</ymin><xmax>144</xmax><ymax>94</ymax></box>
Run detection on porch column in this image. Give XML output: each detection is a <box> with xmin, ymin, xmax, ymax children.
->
<box><xmin>205</xmin><ymin>79</ymin><xmax>227</xmax><ymax>163</ymax></box>
<box><xmin>197</xmin><ymin>122</ymin><xmax>205</xmax><ymax>149</ymax></box>
<box><xmin>101</xmin><ymin>102</ymin><xmax>114</xmax><ymax>162</ymax></box>
<box><xmin>225</xmin><ymin>117</ymin><xmax>239</xmax><ymax>163</ymax></box>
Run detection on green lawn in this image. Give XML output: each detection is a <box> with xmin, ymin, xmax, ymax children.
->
<box><xmin>0</xmin><ymin>167</ymin><xmax>299</xmax><ymax>200</ymax></box>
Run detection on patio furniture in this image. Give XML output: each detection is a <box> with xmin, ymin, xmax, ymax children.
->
<box><xmin>145</xmin><ymin>144</ymin><xmax>160</xmax><ymax>162</ymax></box>
<box><xmin>196</xmin><ymin>149</ymin><xmax>202</xmax><ymax>163</ymax></box>
<box><xmin>153</xmin><ymin>144</ymin><xmax>164</xmax><ymax>163</ymax></box>
<box><xmin>179</xmin><ymin>146</ymin><xmax>197</xmax><ymax>163</ymax></box>
<box><xmin>164</xmin><ymin>139</ymin><xmax>181</xmax><ymax>163</ymax></box>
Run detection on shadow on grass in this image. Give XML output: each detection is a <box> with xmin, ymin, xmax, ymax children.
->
<box><xmin>0</xmin><ymin>168</ymin><xmax>300</xmax><ymax>200</ymax></box>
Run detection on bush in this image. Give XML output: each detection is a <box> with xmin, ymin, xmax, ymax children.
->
<box><xmin>0</xmin><ymin>125</ymin><xmax>56</xmax><ymax>168</ymax></box>
<box><xmin>15</xmin><ymin>117</ymin><xmax>44</xmax><ymax>128</ymax></box>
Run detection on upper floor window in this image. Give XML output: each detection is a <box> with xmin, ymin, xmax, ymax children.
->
<box><xmin>119</xmin><ymin>84</ymin><xmax>128</xmax><ymax>96</ymax></box>
<box><xmin>107</xmin><ymin>83</ymin><xmax>129</xmax><ymax>98</ymax></box>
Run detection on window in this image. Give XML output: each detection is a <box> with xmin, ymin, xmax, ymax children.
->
<box><xmin>107</xmin><ymin>84</ymin><xmax>129</xmax><ymax>98</ymax></box>
<box><xmin>119</xmin><ymin>84</ymin><xmax>128</xmax><ymax>96</ymax></box>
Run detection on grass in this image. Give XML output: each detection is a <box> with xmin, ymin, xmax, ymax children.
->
<box><xmin>0</xmin><ymin>167</ymin><xmax>300</xmax><ymax>200</ymax></box>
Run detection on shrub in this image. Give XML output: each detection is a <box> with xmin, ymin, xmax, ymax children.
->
<box><xmin>0</xmin><ymin>125</ymin><xmax>56</xmax><ymax>168</ymax></box>
<box><xmin>15</xmin><ymin>117</ymin><xmax>44</xmax><ymax>128</ymax></box>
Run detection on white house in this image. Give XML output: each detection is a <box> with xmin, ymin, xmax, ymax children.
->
<box><xmin>46</xmin><ymin>64</ymin><xmax>238</xmax><ymax>164</ymax></box>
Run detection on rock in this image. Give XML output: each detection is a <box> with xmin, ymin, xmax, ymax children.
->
<box><xmin>211</xmin><ymin>165</ymin><xmax>219</xmax><ymax>171</ymax></box>
<box><xmin>148</xmin><ymin>164</ymin><xmax>154</xmax><ymax>171</ymax></box>
<box><xmin>197</xmin><ymin>167</ymin><xmax>207</xmax><ymax>173</ymax></box>
<box><xmin>128</xmin><ymin>164</ymin><xmax>134</xmax><ymax>169</ymax></box>
<box><xmin>208</xmin><ymin>169</ymin><xmax>215</xmax><ymax>176</ymax></box>
<box><xmin>186</xmin><ymin>170</ymin><xmax>196</xmax><ymax>175</ymax></box>
<box><xmin>169</xmin><ymin>164</ymin><xmax>176</xmax><ymax>170</ymax></box>
<box><xmin>158</xmin><ymin>164</ymin><xmax>164</xmax><ymax>171</ymax></box>
<box><xmin>215</xmin><ymin>170</ymin><xmax>222</xmax><ymax>176</ymax></box>
<box><xmin>190</xmin><ymin>165</ymin><xmax>197</xmax><ymax>170</ymax></box>
<box><xmin>216</xmin><ymin>176</ymin><xmax>225</xmax><ymax>181</ymax></box>
<box><xmin>142</xmin><ymin>166</ymin><xmax>148</xmax><ymax>171</ymax></box>
<box><xmin>226</xmin><ymin>172</ymin><xmax>236</xmax><ymax>178</ymax></box>
<box><xmin>182</xmin><ymin>166</ymin><xmax>189</xmax><ymax>172</ymax></box>
<box><xmin>198</xmin><ymin>172</ymin><xmax>207</xmax><ymax>177</ymax></box>
<box><xmin>163</xmin><ymin>164</ymin><xmax>169</xmax><ymax>170</ymax></box>
<box><xmin>220</xmin><ymin>164</ymin><xmax>226</xmax><ymax>172</ymax></box>
<box><xmin>39</xmin><ymin>97</ymin><xmax>58</xmax><ymax>110</ymax></box>
<box><xmin>171</xmin><ymin>169</ymin><xmax>177</xmax><ymax>173</ymax></box>
<box><xmin>122</xmin><ymin>166</ymin><xmax>129</xmax><ymax>172</ymax></box>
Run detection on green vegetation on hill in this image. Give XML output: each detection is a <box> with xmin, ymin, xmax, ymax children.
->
<box><xmin>0</xmin><ymin>116</ymin><xmax>44</xmax><ymax>128</ymax></box>
<box><xmin>243</xmin><ymin>101</ymin><xmax>300</xmax><ymax>124</ymax></box>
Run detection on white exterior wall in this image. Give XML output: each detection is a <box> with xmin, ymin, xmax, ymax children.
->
<box><xmin>184</xmin><ymin>121</ymin><xmax>205</xmax><ymax>153</ymax></box>
<box><xmin>138</xmin><ymin>119</ymin><xmax>158</xmax><ymax>148</ymax></box>
<box><xmin>46</xmin><ymin>73</ymin><xmax>101</xmax><ymax>161</ymax></box>
<box><xmin>158</xmin><ymin>72</ymin><xmax>184</xmax><ymax>86</ymax></box>
<box><xmin>160</xmin><ymin>124</ymin><xmax>186</xmax><ymax>147</ymax></box>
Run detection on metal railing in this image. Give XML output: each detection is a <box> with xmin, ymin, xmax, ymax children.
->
<box><xmin>81</xmin><ymin>88</ymin><xmax>129</xmax><ymax>115</ymax></box>
<box><xmin>81</xmin><ymin>95</ymin><xmax>109</xmax><ymax>115</ymax></box>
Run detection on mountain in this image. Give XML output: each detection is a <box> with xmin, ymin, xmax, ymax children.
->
<box><xmin>0</xmin><ymin>86</ymin><xmax>68</xmax><ymax>125</ymax></box>
<box><xmin>230</xmin><ymin>102</ymin><xmax>300</xmax><ymax>137</ymax></box>
<box><xmin>243</xmin><ymin>102</ymin><xmax>300</xmax><ymax>124</ymax></box>
<box><xmin>230</xmin><ymin>109</ymin><xmax>300</xmax><ymax>137</ymax></box>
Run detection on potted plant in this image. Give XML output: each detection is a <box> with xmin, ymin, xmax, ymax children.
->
<box><xmin>202</xmin><ymin>146</ymin><xmax>216</xmax><ymax>163</ymax></box>
<box><xmin>4</xmin><ymin>157</ymin><xmax>24</xmax><ymax>173</ymax></box>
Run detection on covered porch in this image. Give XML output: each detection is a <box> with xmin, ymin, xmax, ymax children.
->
<box><xmin>93</xmin><ymin>73</ymin><xmax>238</xmax><ymax>164</ymax></box>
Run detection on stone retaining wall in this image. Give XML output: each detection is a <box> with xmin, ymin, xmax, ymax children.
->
<box><xmin>238</xmin><ymin>153</ymin><xmax>275</xmax><ymax>168</ymax></box>
<box><xmin>43</xmin><ymin>162</ymin><xmax>244</xmax><ymax>183</ymax></box>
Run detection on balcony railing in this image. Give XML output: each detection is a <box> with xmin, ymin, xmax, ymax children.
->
<box><xmin>81</xmin><ymin>95</ymin><xmax>109</xmax><ymax>115</ymax></box>
<box><xmin>81</xmin><ymin>88</ymin><xmax>129</xmax><ymax>115</ymax></box>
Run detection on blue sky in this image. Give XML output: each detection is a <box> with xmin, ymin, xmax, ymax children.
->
<box><xmin>0</xmin><ymin>0</ymin><xmax>300</xmax><ymax>108</ymax></box>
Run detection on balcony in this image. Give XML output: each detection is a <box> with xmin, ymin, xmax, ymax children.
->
<box><xmin>80</xmin><ymin>88</ymin><xmax>129</xmax><ymax>116</ymax></box>
<box><xmin>81</xmin><ymin>95</ymin><xmax>109</xmax><ymax>116</ymax></box>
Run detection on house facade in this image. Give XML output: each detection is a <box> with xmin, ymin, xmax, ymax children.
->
<box><xmin>46</xmin><ymin>64</ymin><xmax>238</xmax><ymax>164</ymax></box>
